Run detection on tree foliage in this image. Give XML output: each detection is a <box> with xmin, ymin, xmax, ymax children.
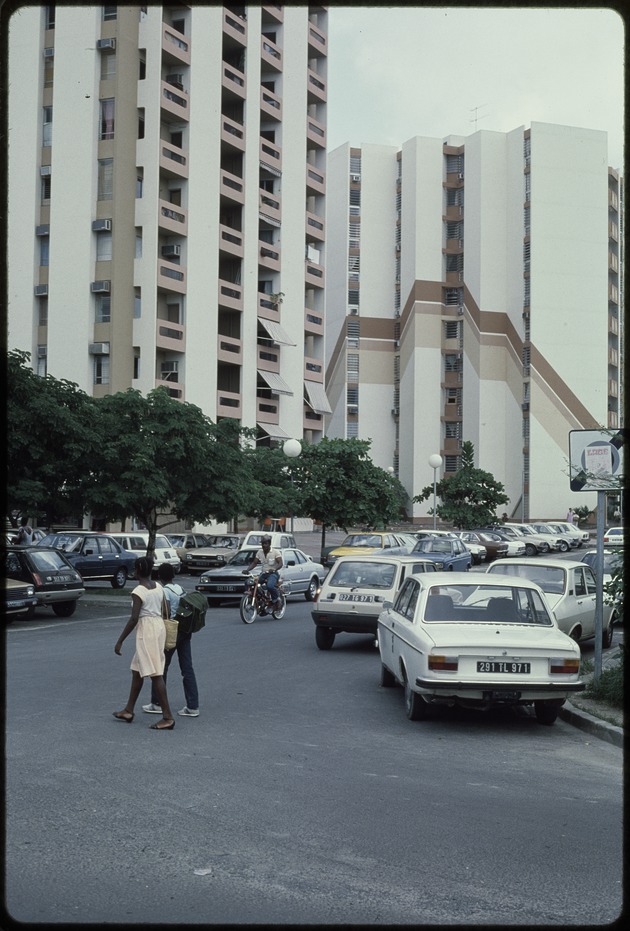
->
<box><xmin>413</xmin><ymin>440</ymin><xmax>509</xmax><ymax>530</ymax></box>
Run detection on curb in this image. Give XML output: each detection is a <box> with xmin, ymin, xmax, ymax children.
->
<box><xmin>559</xmin><ymin>701</ymin><xmax>624</xmax><ymax>748</ymax></box>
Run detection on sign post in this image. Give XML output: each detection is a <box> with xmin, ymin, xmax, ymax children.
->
<box><xmin>568</xmin><ymin>429</ymin><xmax>625</xmax><ymax>682</ymax></box>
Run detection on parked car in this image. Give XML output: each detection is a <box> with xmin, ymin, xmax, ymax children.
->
<box><xmin>38</xmin><ymin>531</ymin><xmax>136</xmax><ymax>588</ymax></box>
<box><xmin>311</xmin><ymin>554</ymin><xmax>438</xmax><ymax>650</ymax></box>
<box><xmin>184</xmin><ymin>534</ymin><xmax>243</xmax><ymax>574</ymax></box>
<box><xmin>551</xmin><ymin>521</ymin><xmax>590</xmax><ymax>547</ymax></box>
<box><xmin>377</xmin><ymin>572</ymin><xmax>584</xmax><ymax>724</ymax></box>
<box><xmin>452</xmin><ymin>532</ymin><xmax>487</xmax><ymax>565</ymax></box>
<box><xmin>241</xmin><ymin>530</ymin><xmax>297</xmax><ymax>552</ymax></box>
<box><xmin>498</xmin><ymin>524</ymin><xmax>550</xmax><ymax>556</ymax></box>
<box><xmin>603</xmin><ymin>527</ymin><xmax>624</xmax><ymax>547</ymax></box>
<box><xmin>474</xmin><ymin>528</ymin><xmax>526</xmax><ymax>558</ymax></box>
<box><xmin>580</xmin><ymin>548</ymin><xmax>623</xmax><ymax>587</ymax></box>
<box><xmin>324</xmin><ymin>532</ymin><xmax>417</xmax><ymax>569</ymax></box>
<box><xmin>486</xmin><ymin>557</ymin><xmax>616</xmax><ymax>647</ymax></box>
<box><xmin>410</xmin><ymin>537</ymin><xmax>471</xmax><ymax>571</ymax></box>
<box><xmin>528</xmin><ymin>523</ymin><xmax>570</xmax><ymax>552</ymax></box>
<box><xmin>165</xmin><ymin>532</ymin><xmax>212</xmax><ymax>563</ymax></box>
<box><xmin>3</xmin><ymin>545</ymin><xmax>85</xmax><ymax>616</ymax></box>
<box><xmin>3</xmin><ymin>578</ymin><xmax>38</xmax><ymax>620</ymax></box>
<box><xmin>196</xmin><ymin>547</ymin><xmax>324</xmax><ymax>605</ymax></box>
<box><xmin>543</xmin><ymin>522</ymin><xmax>580</xmax><ymax>550</ymax></box>
<box><xmin>107</xmin><ymin>532</ymin><xmax>182</xmax><ymax>575</ymax></box>
<box><xmin>458</xmin><ymin>530</ymin><xmax>510</xmax><ymax>561</ymax></box>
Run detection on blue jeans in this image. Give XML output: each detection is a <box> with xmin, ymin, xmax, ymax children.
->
<box><xmin>151</xmin><ymin>631</ymin><xmax>199</xmax><ymax>710</ymax></box>
<box><xmin>261</xmin><ymin>571</ymin><xmax>279</xmax><ymax>603</ymax></box>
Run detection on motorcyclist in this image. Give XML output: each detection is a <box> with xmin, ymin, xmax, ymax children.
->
<box><xmin>243</xmin><ymin>535</ymin><xmax>283</xmax><ymax>611</ymax></box>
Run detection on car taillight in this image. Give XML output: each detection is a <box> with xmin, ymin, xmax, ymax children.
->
<box><xmin>549</xmin><ymin>658</ymin><xmax>580</xmax><ymax>674</ymax></box>
<box><xmin>428</xmin><ymin>655</ymin><xmax>458</xmax><ymax>671</ymax></box>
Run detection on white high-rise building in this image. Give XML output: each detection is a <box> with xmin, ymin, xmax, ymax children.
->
<box><xmin>326</xmin><ymin>125</ymin><xmax>622</xmax><ymax>520</ymax></box>
<box><xmin>8</xmin><ymin>4</ymin><xmax>331</xmax><ymax>446</ymax></box>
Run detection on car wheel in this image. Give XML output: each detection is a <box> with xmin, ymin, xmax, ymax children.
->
<box><xmin>305</xmin><ymin>576</ymin><xmax>319</xmax><ymax>601</ymax></box>
<box><xmin>558</xmin><ymin>540</ymin><xmax>569</xmax><ymax>553</ymax></box>
<box><xmin>52</xmin><ymin>601</ymin><xmax>77</xmax><ymax>618</ymax></box>
<box><xmin>569</xmin><ymin>627</ymin><xmax>581</xmax><ymax>643</ymax></box>
<box><xmin>534</xmin><ymin>700</ymin><xmax>563</xmax><ymax>725</ymax></box>
<box><xmin>111</xmin><ymin>568</ymin><xmax>128</xmax><ymax>589</ymax></box>
<box><xmin>380</xmin><ymin>663</ymin><xmax>396</xmax><ymax>687</ymax></box>
<box><xmin>315</xmin><ymin>626</ymin><xmax>335</xmax><ymax>650</ymax></box>
<box><xmin>602</xmin><ymin>615</ymin><xmax>614</xmax><ymax>649</ymax></box>
<box><xmin>525</xmin><ymin>544</ymin><xmax>537</xmax><ymax>557</ymax></box>
<box><xmin>404</xmin><ymin>681</ymin><xmax>429</xmax><ymax>720</ymax></box>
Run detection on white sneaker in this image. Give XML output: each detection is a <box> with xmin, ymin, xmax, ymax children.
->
<box><xmin>178</xmin><ymin>707</ymin><xmax>200</xmax><ymax>717</ymax></box>
<box><xmin>142</xmin><ymin>703</ymin><xmax>162</xmax><ymax>714</ymax></box>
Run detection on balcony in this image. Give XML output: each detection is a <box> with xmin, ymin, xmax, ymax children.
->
<box><xmin>222</xmin><ymin>8</ymin><xmax>247</xmax><ymax>45</ymax></box>
<box><xmin>156</xmin><ymin>319</ymin><xmax>186</xmax><ymax>352</ymax></box>
<box><xmin>220</xmin><ymin>169</ymin><xmax>245</xmax><ymax>205</ymax></box>
<box><xmin>222</xmin><ymin>62</ymin><xmax>246</xmax><ymax>100</ymax></box>
<box><xmin>260</xmin><ymin>137</ymin><xmax>282</xmax><ymax>170</ymax></box>
<box><xmin>307</xmin><ymin>68</ymin><xmax>326</xmax><ymax>103</ymax></box>
<box><xmin>158</xmin><ymin>199</ymin><xmax>188</xmax><ymax>235</ymax></box>
<box><xmin>162</xmin><ymin>24</ymin><xmax>190</xmax><ymax>66</ymax></box>
<box><xmin>262</xmin><ymin>5</ymin><xmax>283</xmax><ymax>25</ymax></box>
<box><xmin>259</xmin><ymin>241</ymin><xmax>280</xmax><ymax>271</ymax></box>
<box><xmin>444</xmin><ymin>238</ymin><xmax>464</xmax><ymax>254</ymax></box>
<box><xmin>305</xmin><ymin>260</ymin><xmax>325</xmax><ymax>288</ymax></box>
<box><xmin>304</xmin><ymin>356</ymin><xmax>324</xmax><ymax>383</ymax></box>
<box><xmin>608</xmin><ymin>347</ymin><xmax>619</xmax><ymax>366</ymax></box>
<box><xmin>307</xmin><ymin>23</ymin><xmax>327</xmax><ymax>56</ymax></box>
<box><xmin>221</xmin><ymin>115</ymin><xmax>245</xmax><ymax>153</ymax></box>
<box><xmin>608</xmin><ymin>378</ymin><xmax>618</xmax><ymax>398</ymax></box>
<box><xmin>261</xmin><ymin>35</ymin><xmax>282</xmax><ymax>71</ymax></box>
<box><xmin>160</xmin><ymin>81</ymin><xmax>189</xmax><ymax>122</ymax></box>
<box><xmin>219</xmin><ymin>224</ymin><xmax>244</xmax><ymax>259</ymax></box>
<box><xmin>257</xmin><ymin>343</ymin><xmax>280</xmax><ymax>371</ymax></box>
<box><xmin>159</xmin><ymin>140</ymin><xmax>189</xmax><ymax>180</ymax></box>
<box><xmin>256</xmin><ymin>397</ymin><xmax>280</xmax><ymax>424</ymax></box>
<box><xmin>444</xmin><ymin>204</ymin><xmax>464</xmax><ymax>221</ymax></box>
<box><xmin>306</xmin><ymin>210</ymin><xmax>324</xmax><ymax>243</ymax></box>
<box><xmin>258</xmin><ymin>292</ymin><xmax>281</xmax><ymax>322</ymax></box>
<box><xmin>217</xmin><ymin>334</ymin><xmax>243</xmax><ymax>365</ymax></box>
<box><xmin>218</xmin><ymin>279</ymin><xmax>243</xmax><ymax>312</ymax></box>
<box><xmin>216</xmin><ymin>389</ymin><xmax>242</xmax><ymax>418</ymax></box>
<box><xmin>445</xmin><ymin>270</ymin><xmax>464</xmax><ymax>286</ymax></box>
<box><xmin>260</xmin><ymin>86</ymin><xmax>282</xmax><ymax>121</ymax></box>
<box><xmin>306</xmin><ymin>164</ymin><xmax>325</xmax><ymax>196</ymax></box>
<box><xmin>259</xmin><ymin>189</ymin><xmax>281</xmax><ymax>224</ymax></box>
<box><xmin>157</xmin><ymin>260</ymin><xmax>186</xmax><ymax>294</ymax></box>
<box><xmin>304</xmin><ymin>307</ymin><xmax>324</xmax><ymax>336</ymax></box>
<box><xmin>307</xmin><ymin>116</ymin><xmax>326</xmax><ymax>149</ymax></box>
<box><xmin>155</xmin><ymin>376</ymin><xmax>184</xmax><ymax>399</ymax></box>
<box><xmin>303</xmin><ymin>407</ymin><xmax>323</xmax><ymax>431</ymax></box>
<box><xmin>609</xmin><ymin>314</ymin><xmax>619</xmax><ymax>335</ymax></box>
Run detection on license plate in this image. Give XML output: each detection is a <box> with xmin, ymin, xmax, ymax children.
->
<box><xmin>7</xmin><ymin>600</ymin><xmax>28</xmax><ymax>607</ymax></box>
<box><xmin>477</xmin><ymin>661</ymin><xmax>531</xmax><ymax>674</ymax></box>
<box><xmin>339</xmin><ymin>593</ymin><xmax>375</xmax><ymax>602</ymax></box>
<box><xmin>216</xmin><ymin>585</ymin><xmax>237</xmax><ymax>592</ymax></box>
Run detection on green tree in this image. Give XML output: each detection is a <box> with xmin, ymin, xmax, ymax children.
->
<box><xmin>82</xmin><ymin>389</ymin><xmax>250</xmax><ymax>555</ymax></box>
<box><xmin>6</xmin><ymin>349</ymin><xmax>98</xmax><ymax>527</ymax></box>
<box><xmin>413</xmin><ymin>440</ymin><xmax>509</xmax><ymax>530</ymax></box>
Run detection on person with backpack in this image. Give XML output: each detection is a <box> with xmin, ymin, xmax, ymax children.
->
<box><xmin>143</xmin><ymin>562</ymin><xmax>201</xmax><ymax>718</ymax></box>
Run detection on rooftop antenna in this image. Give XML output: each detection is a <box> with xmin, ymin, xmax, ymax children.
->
<box><xmin>469</xmin><ymin>105</ymin><xmax>489</xmax><ymax>131</ymax></box>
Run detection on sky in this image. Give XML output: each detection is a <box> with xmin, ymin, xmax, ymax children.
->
<box><xmin>326</xmin><ymin>6</ymin><xmax>625</xmax><ymax>169</ymax></box>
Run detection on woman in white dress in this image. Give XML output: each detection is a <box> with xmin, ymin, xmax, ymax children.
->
<box><xmin>113</xmin><ymin>556</ymin><xmax>175</xmax><ymax>730</ymax></box>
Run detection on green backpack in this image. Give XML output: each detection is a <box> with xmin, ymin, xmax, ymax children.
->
<box><xmin>174</xmin><ymin>591</ymin><xmax>207</xmax><ymax>634</ymax></box>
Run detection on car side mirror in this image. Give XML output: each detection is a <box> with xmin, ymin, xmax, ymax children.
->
<box><xmin>383</xmin><ymin>601</ymin><xmax>393</xmax><ymax>610</ymax></box>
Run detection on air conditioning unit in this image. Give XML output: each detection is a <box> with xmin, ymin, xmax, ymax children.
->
<box><xmin>89</xmin><ymin>342</ymin><xmax>110</xmax><ymax>355</ymax></box>
<box><xmin>40</xmin><ymin>165</ymin><xmax>52</xmax><ymax>177</ymax></box>
<box><xmin>35</xmin><ymin>224</ymin><xmax>50</xmax><ymax>236</ymax></box>
<box><xmin>350</xmin><ymin>173</ymin><xmax>361</xmax><ymax>182</ymax></box>
<box><xmin>160</xmin><ymin>362</ymin><xmax>179</xmax><ymax>380</ymax></box>
<box><xmin>96</xmin><ymin>38</ymin><xmax>116</xmax><ymax>50</ymax></box>
<box><xmin>92</xmin><ymin>218</ymin><xmax>112</xmax><ymax>232</ymax></box>
<box><xmin>521</xmin><ymin>402</ymin><xmax>530</xmax><ymax>412</ymax></box>
<box><xmin>394</xmin><ymin>309</ymin><xmax>400</xmax><ymax>318</ymax></box>
<box><xmin>161</xmin><ymin>244</ymin><xmax>181</xmax><ymax>258</ymax></box>
<box><xmin>349</xmin><ymin>306</ymin><xmax>359</xmax><ymax>315</ymax></box>
<box><xmin>457</xmin><ymin>172</ymin><xmax>464</xmax><ymax>180</ymax></box>
<box><xmin>166</xmin><ymin>73</ymin><xmax>184</xmax><ymax>89</ymax></box>
<box><xmin>43</xmin><ymin>47</ymin><xmax>54</xmax><ymax>57</ymax></box>
<box><xmin>391</xmin><ymin>407</ymin><xmax>399</xmax><ymax>417</ymax></box>
<box><xmin>347</xmin><ymin>404</ymin><xmax>358</xmax><ymax>414</ymax></box>
<box><xmin>394</xmin><ymin>339</ymin><xmax>400</xmax><ymax>349</ymax></box>
<box><xmin>91</xmin><ymin>280</ymin><xmax>111</xmax><ymax>293</ymax></box>
<box><xmin>457</xmin><ymin>305</ymin><xmax>465</xmax><ymax>316</ymax></box>
<box><xmin>34</xmin><ymin>284</ymin><xmax>48</xmax><ymax>297</ymax></box>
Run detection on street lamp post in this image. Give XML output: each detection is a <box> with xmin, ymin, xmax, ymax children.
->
<box><xmin>283</xmin><ymin>439</ymin><xmax>302</xmax><ymax>533</ymax></box>
<box><xmin>428</xmin><ymin>454</ymin><xmax>443</xmax><ymax>531</ymax></box>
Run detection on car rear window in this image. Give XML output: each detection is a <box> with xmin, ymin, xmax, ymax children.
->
<box><xmin>29</xmin><ymin>549</ymin><xmax>77</xmax><ymax>571</ymax></box>
<box><xmin>329</xmin><ymin>561</ymin><xmax>397</xmax><ymax>590</ymax></box>
<box><xmin>421</xmin><ymin>583</ymin><xmax>553</xmax><ymax>626</ymax></box>
<box><xmin>489</xmin><ymin>563</ymin><xmax>565</xmax><ymax>594</ymax></box>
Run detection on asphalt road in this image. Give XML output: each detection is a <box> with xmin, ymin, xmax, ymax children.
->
<box><xmin>5</xmin><ymin>590</ymin><xmax>623</xmax><ymax>925</ymax></box>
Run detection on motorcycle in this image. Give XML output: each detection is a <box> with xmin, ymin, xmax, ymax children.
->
<box><xmin>240</xmin><ymin>572</ymin><xmax>291</xmax><ymax>624</ymax></box>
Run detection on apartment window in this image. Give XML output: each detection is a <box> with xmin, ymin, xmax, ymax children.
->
<box><xmin>134</xmin><ymin>292</ymin><xmax>141</xmax><ymax>318</ymax></box>
<box><xmin>45</xmin><ymin>5</ymin><xmax>55</xmax><ymax>28</ymax></box>
<box><xmin>97</xmin><ymin>158</ymin><xmax>113</xmax><ymax>200</ymax></box>
<box><xmin>445</xmin><ymin>422</ymin><xmax>462</xmax><ymax>438</ymax></box>
<box><xmin>133</xmin><ymin>354</ymin><xmax>140</xmax><ymax>379</ymax></box>
<box><xmin>349</xmin><ymin>155</ymin><xmax>361</xmax><ymax>175</ymax></box>
<box><xmin>348</xmin><ymin>255</ymin><xmax>360</xmax><ymax>276</ymax></box>
<box><xmin>94</xmin><ymin>354</ymin><xmax>110</xmax><ymax>385</ymax></box>
<box><xmin>445</xmin><ymin>455</ymin><xmax>460</xmax><ymax>472</ymax></box>
<box><xmin>349</xmin><ymin>223</ymin><xmax>360</xmax><ymax>247</ymax></box>
<box><xmin>96</xmin><ymin>231</ymin><xmax>112</xmax><ymax>261</ymax></box>
<box><xmin>347</xmin><ymin>422</ymin><xmax>359</xmax><ymax>438</ymax></box>
<box><xmin>95</xmin><ymin>295</ymin><xmax>111</xmax><ymax>323</ymax></box>
<box><xmin>44</xmin><ymin>51</ymin><xmax>54</xmax><ymax>86</ymax></box>
<box><xmin>37</xmin><ymin>347</ymin><xmax>48</xmax><ymax>377</ymax></box>
<box><xmin>39</xmin><ymin>236</ymin><xmax>49</xmax><ymax>267</ymax></box>
<box><xmin>38</xmin><ymin>299</ymin><xmax>48</xmax><ymax>327</ymax></box>
<box><xmin>347</xmin><ymin>353</ymin><xmax>359</xmax><ymax>379</ymax></box>
<box><xmin>136</xmin><ymin>170</ymin><xmax>143</xmax><ymax>198</ymax></box>
<box><xmin>138</xmin><ymin>108</ymin><xmax>145</xmax><ymax>139</ymax></box>
<box><xmin>347</xmin><ymin>386</ymin><xmax>359</xmax><ymax>404</ymax></box>
<box><xmin>444</xmin><ymin>354</ymin><xmax>462</xmax><ymax>372</ymax></box>
<box><xmin>42</xmin><ymin>106</ymin><xmax>53</xmax><ymax>146</ymax></box>
<box><xmin>349</xmin><ymin>189</ymin><xmax>361</xmax><ymax>207</ymax></box>
<box><xmin>446</xmin><ymin>254</ymin><xmax>463</xmax><ymax>272</ymax></box>
<box><xmin>135</xmin><ymin>230</ymin><xmax>142</xmax><ymax>258</ymax></box>
<box><xmin>99</xmin><ymin>98</ymin><xmax>115</xmax><ymax>140</ymax></box>
<box><xmin>41</xmin><ymin>176</ymin><xmax>51</xmax><ymax>202</ymax></box>
<box><xmin>100</xmin><ymin>51</ymin><xmax>116</xmax><ymax>80</ymax></box>
<box><xmin>444</xmin><ymin>321</ymin><xmax>461</xmax><ymax>340</ymax></box>
<box><xmin>139</xmin><ymin>52</ymin><xmax>146</xmax><ymax>80</ymax></box>
<box><xmin>348</xmin><ymin>289</ymin><xmax>359</xmax><ymax>306</ymax></box>
<box><xmin>102</xmin><ymin>5</ymin><xmax>117</xmax><ymax>19</ymax></box>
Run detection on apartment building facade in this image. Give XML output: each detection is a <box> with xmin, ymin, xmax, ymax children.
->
<box><xmin>325</xmin><ymin>124</ymin><xmax>623</xmax><ymax>520</ymax></box>
<box><xmin>7</xmin><ymin>3</ymin><xmax>330</xmax><ymax>445</ymax></box>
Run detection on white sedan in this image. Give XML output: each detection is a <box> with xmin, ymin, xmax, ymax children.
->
<box><xmin>378</xmin><ymin>572</ymin><xmax>584</xmax><ymax>725</ymax></box>
<box><xmin>486</xmin><ymin>558</ymin><xmax>616</xmax><ymax>647</ymax></box>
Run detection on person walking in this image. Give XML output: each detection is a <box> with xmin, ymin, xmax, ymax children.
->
<box><xmin>113</xmin><ymin>555</ymin><xmax>175</xmax><ymax>731</ymax></box>
<box><xmin>566</xmin><ymin>508</ymin><xmax>575</xmax><ymax>524</ymax></box>
<box><xmin>143</xmin><ymin>563</ymin><xmax>200</xmax><ymax>718</ymax></box>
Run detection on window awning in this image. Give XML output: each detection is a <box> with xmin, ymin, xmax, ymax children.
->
<box><xmin>258</xmin><ymin>319</ymin><xmax>295</xmax><ymax>346</ymax></box>
<box><xmin>257</xmin><ymin>422</ymin><xmax>291</xmax><ymax>440</ymax></box>
<box><xmin>304</xmin><ymin>380</ymin><xmax>332</xmax><ymax>415</ymax></box>
<box><xmin>257</xmin><ymin>370</ymin><xmax>293</xmax><ymax>395</ymax></box>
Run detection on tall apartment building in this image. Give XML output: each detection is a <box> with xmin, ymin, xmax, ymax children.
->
<box><xmin>7</xmin><ymin>3</ymin><xmax>330</xmax><ymax>445</ymax></box>
<box><xmin>326</xmin><ymin>124</ymin><xmax>623</xmax><ymax>520</ymax></box>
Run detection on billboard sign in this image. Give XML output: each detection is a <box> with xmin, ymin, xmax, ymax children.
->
<box><xmin>568</xmin><ymin>429</ymin><xmax>626</xmax><ymax>492</ymax></box>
